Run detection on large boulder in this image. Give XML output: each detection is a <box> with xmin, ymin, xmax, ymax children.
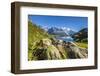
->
<box><xmin>64</xmin><ymin>42</ymin><xmax>88</xmax><ymax>59</ymax></box>
<box><xmin>33</xmin><ymin>38</ymin><xmax>67</xmax><ymax>60</ymax></box>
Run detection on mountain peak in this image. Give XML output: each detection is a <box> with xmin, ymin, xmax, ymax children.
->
<box><xmin>47</xmin><ymin>27</ymin><xmax>76</xmax><ymax>37</ymax></box>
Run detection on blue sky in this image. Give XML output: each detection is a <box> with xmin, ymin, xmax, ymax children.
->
<box><xmin>28</xmin><ymin>15</ymin><xmax>88</xmax><ymax>32</ymax></box>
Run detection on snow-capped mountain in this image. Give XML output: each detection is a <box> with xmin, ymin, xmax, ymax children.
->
<box><xmin>47</xmin><ymin>27</ymin><xmax>67</xmax><ymax>37</ymax></box>
<box><xmin>47</xmin><ymin>27</ymin><xmax>76</xmax><ymax>37</ymax></box>
<box><xmin>61</xmin><ymin>27</ymin><xmax>76</xmax><ymax>36</ymax></box>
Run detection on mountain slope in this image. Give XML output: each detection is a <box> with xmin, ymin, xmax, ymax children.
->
<box><xmin>47</xmin><ymin>27</ymin><xmax>76</xmax><ymax>37</ymax></box>
<box><xmin>28</xmin><ymin>21</ymin><xmax>50</xmax><ymax>60</ymax></box>
<box><xmin>72</xmin><ymin>28</ymin><xmax>88</xmax><ymax>42</ymax></box>
<box><xmin>61</xmin><ymin>27</ymin><xmax>76</xmax><ymax>36</ymax></box>
<box><xmin>47</xmin><ymin>27</ymin><xmax>67</xmax><ymax>37</ymax></box>
<box><xmin>28</xmin><ymin>21</ymin><xmax>49</xmax><ymax>48</ymax></box>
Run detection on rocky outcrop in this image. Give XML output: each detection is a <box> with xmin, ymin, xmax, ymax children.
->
<box><xmin>32</xmin><ymin>38</ymin><xmax>88</xmax><ymax>60</ymax></box>
<box><xmin>64</xmin><ymin>42</ymin><xmax>88</xmax><ymax>59</ymax></box>
<box><xmin>33</xmin><ymin>38</ymin><xmax>67</xmax><ymax>60</ymax></box>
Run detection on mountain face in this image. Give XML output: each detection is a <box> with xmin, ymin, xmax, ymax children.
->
<box><xmin>47</xmin><ymin>27</ymin><xmax>75</xmax><ymax>37</ymax></box>
<box><xmin>72</xmin><ymin>28</ymin><xmax>88</xmax><ymax>42</ymax></box>
<box><xmin>47</xmin><ymin>27</ymin><xmax>67</xmax><ymax>37</ymax></box>
<box><xmin>62</xmin><ymin>28</ymin><xmax>76</xmax><ymax>36</ymax></box>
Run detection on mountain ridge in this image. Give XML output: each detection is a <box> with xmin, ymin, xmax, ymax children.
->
<box><xmin>47</xmin><ymin>27</ymin><xmax>76</xmax><ymax>37</ymax></box>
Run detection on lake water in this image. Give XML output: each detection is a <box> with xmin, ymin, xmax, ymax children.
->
<box><xmin>56</xmin><ymin>36</ymin><xmax>74</xmax><ymax>42</ymax></box>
